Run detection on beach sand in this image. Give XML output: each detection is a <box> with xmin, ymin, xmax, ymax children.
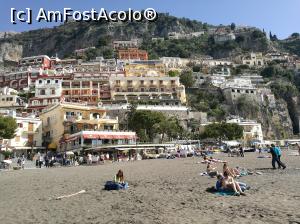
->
<box><xmin>0</xmin><ymin>152</ymin><xmax>299</xmax><ymax>224</ymax></box>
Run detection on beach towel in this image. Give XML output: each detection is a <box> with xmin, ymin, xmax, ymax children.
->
<box><xmin>257</xmin><ymin>155</ymin><xmax>271</xmax><ymax>158</ymax></box>
<box><xmin>214</xmin><ymin>191</ymin><xmax>236</xmax><ymax>196</ymax></box>
<box><xmin>104</xmin><ymin>181</ymin><xmax>128</xmax><ymax>190</ymax></box>
<box><xmin>288</xmin><ymin>153</ymin><xmax>300</xmax><ymax>156</ymax></box>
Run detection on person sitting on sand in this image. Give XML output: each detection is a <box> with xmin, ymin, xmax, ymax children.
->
<box><xmin>207</xmin><ymin>163</ymin><xmax>218</xmax><ymax>177</ymax></box>
<box><xmin>209</xmin><ymin>156</ymin><xmax>227</xmax><ymax>163</ymax></box>
<box><xmin>223</xmin><ymin>163</ymin><xmax>240</xmax><ymax>178</ymax></box>
<box><xmin>114</xmin><ymin>169</ymin><xmax>125</xmax><ymax>184</ymax></box>
<box><xmin>112</xmin><ymin>169</ymin><xmax>129</xmax><ymax>190</ymax></box>
<box><xmin>220</xmin><ymin>171</ymin><xmax>246</xmax><ymax>196</ymax></box>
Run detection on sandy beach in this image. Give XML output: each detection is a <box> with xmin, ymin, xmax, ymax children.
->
<box><xmin>0</xmin><ymin>151</ymin><xmax>300</xmax><ymax>224</ymax></box>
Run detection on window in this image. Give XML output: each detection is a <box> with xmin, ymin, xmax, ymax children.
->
<box><xmin>18</xmin><ymin>123</ymin><xmax>23</xmax><ymax>128</ymax></box>
<box><xmin>140</xmin><ymin>80</ymin><xmax>144</xmax><ymax>85</ymax></box>
<box><xmin>232</xmin><ymin>89</ymin><xmax>235</xmax><ymax>93</ymax></box>
<box><xmin>39</xmin><ymin>80</ymin><xmax>42</xmax><ymax>84</ymax></box>
<box><xmin>55</xmin><ymin>80</ymin><xmax>59</xmax><ymax>83</ymax></box>
<box><xmin>51</xmin><ymin>89</ymin><xmax>55</xmax><ymax>95</ymax></box>
<box><xmin>40</xmin><ymin>89</ymin><xmax>46</xmax><ymax>95</ymax></box>
<box><xmin>237</xmin><ymin>90</ymin><xmax>240</xmax><ymax>93</ymax></box>
<box><xmin>251</xmin><ymin>90</ymin><xmax>254</xmax><ymax>94</ymax></box>
<box><xmin>246</xmin><ymin>90</ymin><xmax>249</xmax><ymax>93</ymax></box>
<box><xmin>159</xmin><ymin>80</ymin><xmax>163</xmax><ymax>85</ymax></box>
<box><xmin>47</xmin><ymin>80</ymin><xmax>50</xmax><ymax>84</ymax></box>
<box><xmin>141</xmin><ymin>88</ymin><xmax>144</xmax><ymax>92</ymax></box>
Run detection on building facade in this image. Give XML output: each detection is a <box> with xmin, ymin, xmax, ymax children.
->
<box><xmin>118</xmin><ymin>48</ymin><xmax>148</xmax><ymax>60</ymax></box>
<box><xmin>109</xmin><ymin>76</ymin><xmax>186</xmax><ymax>105</ymax></box>
<box><xmin>39</xmin><ymin>102</ymin><xmax>119</xmax><ymax>151</ymax></box>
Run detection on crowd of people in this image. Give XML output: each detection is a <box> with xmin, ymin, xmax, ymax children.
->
<box><xmin>32</xmin><ymin>152</ymin><xmax>113</xmax><ymax>168</ymax></box>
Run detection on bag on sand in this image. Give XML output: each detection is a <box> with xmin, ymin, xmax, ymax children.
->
<box><xmin>104</xmin><ymin>181</ymin><xmax>128</xmax><ymax>190</ymax></box>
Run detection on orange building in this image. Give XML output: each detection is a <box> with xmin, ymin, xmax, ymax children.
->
<box><xmin>118</xmin><ymin>48</ymin><xmax>148</xmax><ymax>60</ymax></box>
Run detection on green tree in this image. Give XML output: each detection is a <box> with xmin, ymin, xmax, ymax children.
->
<box><xmin>168</xmin><ymin>70</ymin><xmax>180</xmax><ymax>77</ymax></box>
<box><xmin>201</xmin><ymin>122</ymin><xmax>243</xmax><ymax>141</ymax></box>
<box><xmin>236</xmin><ymin>95</ymin><xmax>259</xmax><ymax>119</ymax></box>
<box><xmin>96</xmin><ymin>36</ymin><xmax>109</xmax><ymax>48</ymax></box>
<box><xmin>180</xmin><ymin>70</ymin><xmax>194</xmax><ymax>88</ymax></box>
<box><xmin>192</xmin><ymin>65</ymin><xmax>201</xmax><ymax>72</ymax></box>
<box><xmin>0</xmin><ymin>116</ymin><xmax>17</xmax><ymax>139</ymax></box>
<box><xmin>102</xmin><ymin>48</ymin><xmax>114</xmax><ymax>59</ymax></box>
<box><xmin>291</xmin><ymin>33</ymin><xmax>300</xmax><ymax>39</ymax></box>
<box><xmin>230</xmin><ymin>23</ymin><xmax>236</xmax><ymax>31</ymax></box>
<box><xmin>127</xmin><ymin>107</ymin><xmax>182</xmax><ymax>142</ymax></box>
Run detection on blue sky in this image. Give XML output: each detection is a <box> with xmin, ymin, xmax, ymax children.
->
<box><xmin>1</xmin><ymin>0</ymin><xmax>299</xmax><ymax>39</ymax></box>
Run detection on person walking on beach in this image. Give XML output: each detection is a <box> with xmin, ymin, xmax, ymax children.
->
<box><xmin>274</xmin><ymin>145</ymin><xmax>286</xmax><ymax>169</ymax></box>
<box><xmin>21</xmin><ymin>156</ymin><xmax>25</xmax><ymax>170</ymax></box>
<box><xmin>239</xmin><ymin>145</ymin><xmax>244</xmax><ymax>157</ymax></box>
<box><xmin>39</xmin><ymin>154</ymin><xmax>43</xmax><ymax>168</ymax></box>
<box><xmin>258</xmin><ymin>145</ymin><xmax>262</xmax><ymax>154</ymax></box>
<box><xmin>269</xmin><ymin>144</ymin><xmax>286</xmax><ymax>169</ymax></box>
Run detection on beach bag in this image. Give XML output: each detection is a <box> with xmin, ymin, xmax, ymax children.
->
<box><xmin>104</xmin><ymin>181</ymin><xmax>121</xmax><ymax>190</ymax></box>
<box><xmin>104</xmin><ymin>181</ymin><xmax>128</xmax><ymax>190</ymax></box>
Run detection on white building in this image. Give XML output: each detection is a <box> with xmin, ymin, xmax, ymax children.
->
<box><xmin>210</xmin><ymin>76</ymin><xmax>226</xmax><ymax>88</ymax></box>
<box><xmin>160</xmin><ymin>57</ymin><xmax>190</xmax><ymax>70</ymax></box>
<box><xmin>28</xmin><ymin>77</ymin><xmax>63</xmax><ymax>112</ymax></box>
<box><xmin>214</xmin><ymin>33</ymin><xmax>236</xmax><ymax>42</ymax></box>
<box><xmin>202</xmin><ymin>59</ymin><xmax>233</xmax><ymax>67</ymax></box>
<box><xmin>0</xmin><ymin>87</ymin><xmax>25</xmax><ymax>109</ymax></box>
<box><xmin>168</xmin><ymin>32</ymin><xmax>205</xmax><ymax>40</ymax></box>
<box><xmin>238</xmin><ymin>74</ymin><xmax>264</xmax><ymax>85</ymax></box>
<box><xmin>242</xmin><ymin>53</ymin><xmax>264</xmax><ymax>67</ymax></box>
<box><xmin>113</xmin><ymin>39</ymin><xmax>140</xmax><ymax>49</ymax></box>
<box><xmin>0</xmin><ymin>111</ymin><xmax>43</xmax><ymax>155</ymax></box>
<box><xmin>226</xmin><ymin>117</ymin><xmax>264</xmax><ymax>142</ymax></box>
<box><xmin>193</xmin><ymin>73</ymin><xmax>210</xmax><ymax>86</ymax></box>
<box><xmin>212</xmin><ymin>67</ymin><xmax>231</xmax><ymax>77</ymax></box>
<box><xmin>264</xmin><ymin>52</ymin><xmax>289</xmax><ymax>62</ymax></box>
<box><xmin>222</xmin><ymin>78</ymin><xmax>257</xmax><ymax>102</ymax></box>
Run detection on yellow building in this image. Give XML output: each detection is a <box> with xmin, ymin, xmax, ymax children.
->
<box><xmin>124</xmin><ymin>61</ymin><xmax>166</xmax><ymax>77</ymax></box>
<box><xmin>109</xmin><ymin>76</ymin><xmax>186</xmax><ymax>105</ymax></box>
<box><xmin>39</xmin><ymin>102</ymin><xmax>119</xmax><ymax>151</ymax></box>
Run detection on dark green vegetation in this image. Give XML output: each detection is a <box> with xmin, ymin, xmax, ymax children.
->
<box><xmin>127</xmin><ymin>106</ymin><xmax>183</xmax><ymax>142</ymax></box>
<box><xmin>200</xmin><ymin>122</ymin><xmax>244</xmax><ymax>141</ymax></box>
<box><xmin>0</xmin><ymin>116</ymin><xmax>17</xmax><ymax>139</ymax></box>
<box><xmin>188</xmin><ymin>88</ymin><xmax>226</xmax><ymax>122</ymax></box>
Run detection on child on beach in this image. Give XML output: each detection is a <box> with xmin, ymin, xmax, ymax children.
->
<box><xmin>113</xmin><ymin>169</ymin><xmax>128</xmax><ymax>190</ymax></box>
<box><xmin>114</xmin><ymin>169</ymin><xmax>125</xmax><ymax>183</ymax></box>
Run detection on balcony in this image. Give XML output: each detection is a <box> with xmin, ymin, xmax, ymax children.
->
<box><xmin>23</xmin><ymin>129</ymin><xmax>37</xmax><ymax>134</ymax></box>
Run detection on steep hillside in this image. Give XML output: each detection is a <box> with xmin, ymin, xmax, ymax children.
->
<box><xmin>280</xmin><ymin>38</ymin><xmax>300</xmax><ymax>56</ymax></box>
<box><xmin>0</xmin><ymin>13</ymin><xmax>272</xmax><ymax>62</ymax></box>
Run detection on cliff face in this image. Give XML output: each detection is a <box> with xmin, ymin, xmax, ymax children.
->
<box><xmin>259</xmin><ymin>99</ymin><xmax>294</xmax><ymax>139</ymax></box>
<box><xmin>0</xmin><ymin>42</ymin><xmax>22</xmax><ymax>71</ymax></box>
<box><xmin>0</xmin><ymin>42</ymin><xmax>23</xmax><ymax>63</ymax></box>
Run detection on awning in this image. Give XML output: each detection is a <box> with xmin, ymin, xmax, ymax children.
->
<box><xmin>48</xmin><ymin>142</ymin><xmax>57</xmax><ymax>149</ymax></box>
<box><xmin>82</xmin><ymin>133</ymin><xmax>136</xmax><ymax>140</ymax></box>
